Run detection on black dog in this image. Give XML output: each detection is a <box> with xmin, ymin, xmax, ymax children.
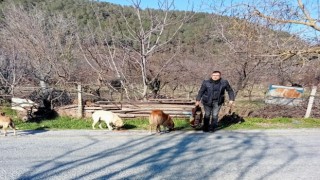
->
<box><xmin>190</xmin><ymin>105</ymin><xmax>203</xmax><ymax>128</ymax></box>
<box><xmin>218</xmin><ymin>112</ymin><xmax>245</xmax><ymax>127</ymax></box>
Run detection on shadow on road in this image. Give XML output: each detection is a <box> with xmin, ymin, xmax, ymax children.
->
<box><xmin>17</xmin><ymin>129</ymin><xmax>49</xmax><ymax>136</ymax></box>
<box><xmin>17</xmin><ymin>130</ymin><xmax>299</xmax><ymax>179</ymax></box>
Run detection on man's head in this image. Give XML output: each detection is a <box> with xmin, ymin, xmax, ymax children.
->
<box><xmin>211</xmin><ymin>71</ymin><xmax>221</xmax><ymax>81</ymax></box>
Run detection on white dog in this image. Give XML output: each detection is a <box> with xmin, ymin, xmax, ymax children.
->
<box><xmin>92</xmin><ymin>110</ymin><xmax>124</xmax><ymax>130</ymax></box>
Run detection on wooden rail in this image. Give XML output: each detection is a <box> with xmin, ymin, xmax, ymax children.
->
<box><xmin>56</xmin><ymin>100</ymin><xmax>195</xmax><ymax>119</ymax></box>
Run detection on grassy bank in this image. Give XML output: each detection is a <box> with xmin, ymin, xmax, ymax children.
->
<box><xmin>2</xmin><ymin>106</ymin><xmax>320</xmax><ymax>131</ymax></box>
<box><xmin>11</xmin><ymin>116</ymin><xmax>320</xmax><ymax>131</ymax></box>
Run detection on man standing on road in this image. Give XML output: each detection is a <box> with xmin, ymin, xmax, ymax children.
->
<box><xmin>195</xmin><ymin>71</ymin><xmax>235</xmax><ymax>132</ymax></box>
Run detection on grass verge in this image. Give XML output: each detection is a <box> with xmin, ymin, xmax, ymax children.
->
<box><xmin>11</xmin><ymin>117</ymin><xmax>320</xmax><ymax>131</ymax></box>
<box><xmin>1</xmin><ymin>107</ymin><xmax>320</xmax><ymax>131</ymax></box>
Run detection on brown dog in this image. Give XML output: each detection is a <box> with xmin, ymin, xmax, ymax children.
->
<box><xmin>0</xmin><ymin>112</ymin><xmax>16</xmax><ymax>136</ymax></box>
<box><xmin>149</xmin><ymin>110</ymin><xmax>174</xmax><ymax>133</ymax></box>
<box><xmin>190</xmin><ymin>105</ymin><xmax>203</xmax><ymax>128</ymax></box>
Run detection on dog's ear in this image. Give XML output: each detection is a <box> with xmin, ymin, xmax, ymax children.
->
<box><xmin>169</xmin><ymin>116</ymin><xmax>174</xmax><ymax>123</ymax></box>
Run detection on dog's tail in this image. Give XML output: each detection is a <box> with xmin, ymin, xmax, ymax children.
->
<box><xmin>9</xmin><ymin>120</ymin><xmax>17</xmax><ymax>130</ymax></box>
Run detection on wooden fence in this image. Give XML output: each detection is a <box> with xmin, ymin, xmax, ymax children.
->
<box><xmin>56</xmin><ymin>99</ymin><xmax>195</xmax><ymax>119</ymax></box>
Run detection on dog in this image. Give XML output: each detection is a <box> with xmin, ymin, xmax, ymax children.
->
<box><xmin>149</xmin><ymin>110</ymin><xmax>174</xmax><ymax>134</ymax></box>
<box><xmin>0</xmin><ymin>112</ymin><xmax>16</xmax><ymax>136</ymax></box>
<box><xmin>218</xmin><ymin>112</ymin><xmax>245</xmax><ymax>127</ymax></box>
<box><xmin>190</xmin><ymin>105</ymin><xmax>203</xmax><ymax>128</ymax></box>
<box><xmin>92</xmin><ymin>110</ymin><xmax>124</xmax><ymax>130</ymax></box>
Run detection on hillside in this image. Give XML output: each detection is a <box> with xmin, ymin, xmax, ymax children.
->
<box><xmin>0</xmin><ymin>0</ymin><xmax>308</xmax><ymax>100</ymax></box>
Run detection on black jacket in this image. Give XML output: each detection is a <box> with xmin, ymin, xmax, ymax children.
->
<box><xmin>196</xmin><ymin>78</ymin><xmax>235</xmax><ymax>106</ymax></box>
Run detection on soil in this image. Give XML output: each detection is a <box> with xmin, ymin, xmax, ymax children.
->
<box><xmin>248</xmin><ymin>104</ymin><xmax>320</xmax><ymax>118</ymax></box>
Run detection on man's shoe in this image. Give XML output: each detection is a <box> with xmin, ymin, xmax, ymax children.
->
<box><xmin>203</xmin><ymin>129</ymin><xmax>209</xmax><ymax>132</ymax></box>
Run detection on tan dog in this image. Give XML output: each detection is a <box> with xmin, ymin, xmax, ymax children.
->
<box><xmin>149</xmin><ymin>110</ymin><xmax>174</xmax><ymax>133</ymax></box>
<box><xmin>92</xmin><ymin>110</ymin><xmax>124</xmax><ymax>130</ymax></box>
<box><xmin>0</xmin><ymin>112</ymin><xmax>16</xmax><ymax>136</ymax></box>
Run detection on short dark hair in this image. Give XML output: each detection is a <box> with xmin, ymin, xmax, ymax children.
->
<box><xmin>212</xmin><ymin>71</ymin><xmax>221</xmax><ymax>75</ymax></box>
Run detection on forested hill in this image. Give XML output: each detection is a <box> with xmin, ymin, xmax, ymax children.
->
<box><xmin>0</xmin><ymin>0</ymin><xmax>305</xmax><ymax>100</ymax></box>
<box><xmin>0</xmin><ymin>0</ymin><xmax>267</xmax><ymax>54</ymax></box>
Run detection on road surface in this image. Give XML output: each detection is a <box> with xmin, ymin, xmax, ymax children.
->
<box><xmin>1</xmin><ymin>129</ymin><xmax>320</xmax><ymax>179</ymax></box>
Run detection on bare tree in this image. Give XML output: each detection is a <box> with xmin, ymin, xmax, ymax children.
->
<box><xmin>73</xmin><ymin>0</ymin><xmax>193</xmax><ymax>100</ymax></box>
<box><xmin>1</xmin><ymin>4</ymin><xmax>78</xmax><ymax>93</ymax></box>
<box><xmin>0</xmin><ymin>46</ymin><xmax>26</xmax><ymax>96</ymax></box>
<box><xmin>75</xmin><ymin>2</ymin><xmax>132</xmax><ymax>100</ymax></box>
<box><xmin>113</xmin><ymin>0</ymin><xmax>193</xmax><ymax>100</ymax></box>
<box><xmin>251</xmin><ymin>0</ymin><xmax>320</xmax><ymax>86</ymax></box>
<box><xmin>206</xmin><ymin>0</ymin><xmax>317</xmax><ymax>95</ymax></box>
<box><xmin>204</xmin><ymin>12</ymin><xmax>277</xmax><ymax>97</ymax></box>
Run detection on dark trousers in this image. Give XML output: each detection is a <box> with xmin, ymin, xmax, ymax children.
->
<box><xmin>203</xmin><ymin>101</ymin><xmax>221</xmax><ymax>131</ymax></box>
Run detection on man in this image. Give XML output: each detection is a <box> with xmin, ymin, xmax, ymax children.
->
<box><xmin>195</xmin><ymin>71</ymin><xmax>235</xmax><ymax>132</ymax></box>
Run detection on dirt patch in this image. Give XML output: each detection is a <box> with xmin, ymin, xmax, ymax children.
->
<box><xmin>248</xmin><ymin>104</ymin><xmax>320</xmax><ymax>118</ymax></box>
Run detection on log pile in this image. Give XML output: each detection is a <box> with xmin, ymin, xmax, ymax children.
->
<box><xmin>56</xmin><ymin>99</ymin><xmax>195</xmax><ymax>119</ymax></box>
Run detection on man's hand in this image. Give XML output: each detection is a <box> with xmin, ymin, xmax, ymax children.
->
<box><xmin>229</xmin><ymin>101</ymin><xmax>234</xmax><ymax>106</ymax></box>
<box><xmin>195</xmin><ymin>101</ymin><xmax>200</xmax><ymax>106</ymax></box>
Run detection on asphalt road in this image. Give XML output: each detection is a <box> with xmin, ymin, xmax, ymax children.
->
<box><xmin>1</xmin><ymin>129</ymin><xmax>320</xmax><ymax>180</ymax></box>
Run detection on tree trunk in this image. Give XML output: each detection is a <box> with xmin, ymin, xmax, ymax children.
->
<box><xmin>142</xmin><ymin>84</ymin><xmax>148</xmax><ymax>101</ymax></box>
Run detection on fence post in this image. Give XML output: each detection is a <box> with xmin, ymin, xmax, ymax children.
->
<box><xmin>11</xmin><ymin>84</ymin><xmax>14</xmax><ymax>97</ymax></box>
<box><xmin>119</xmin><ymin>88</ymin><xmax>123</xmax><ymax>101</ymax></box>
<box><xmin>304</xmin><ymin>86</ymin><xmax>317</xmax><ymax>118</ymax></box>
<box><xmin>77</xmin><ymin>83</ymin><xmax>83</xmax><ymax>118</ymax></box>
